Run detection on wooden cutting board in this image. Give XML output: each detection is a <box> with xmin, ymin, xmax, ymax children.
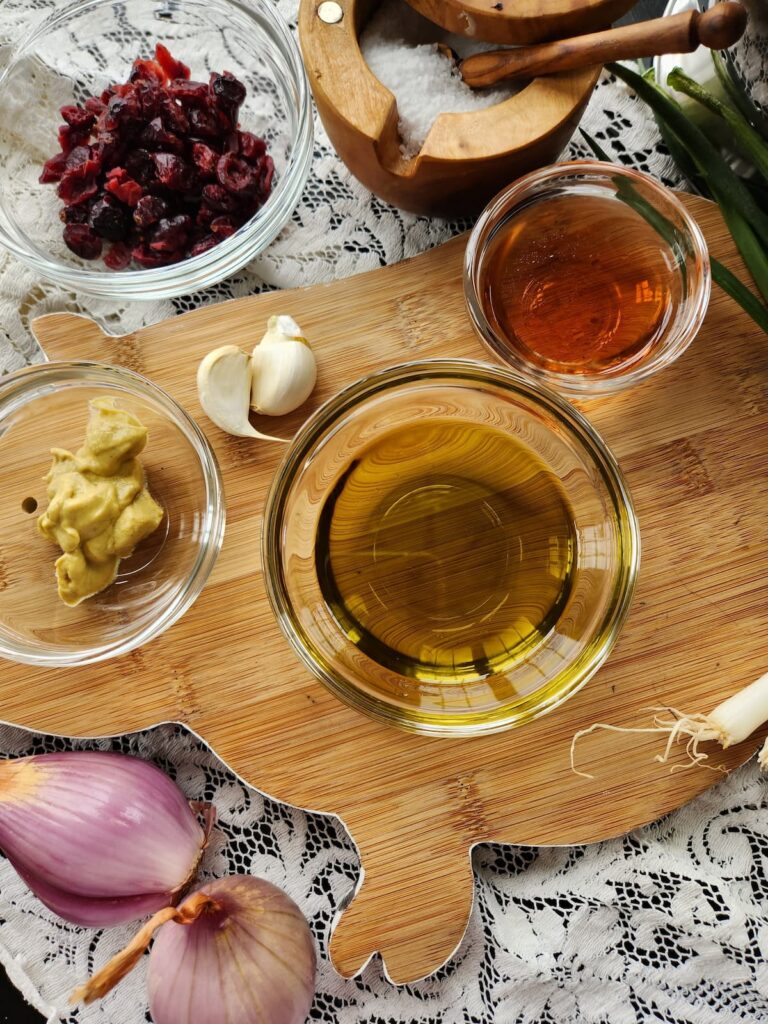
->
<box><xmin>6</xmin><ymin>194</ymin><xmax>767</xmax><ymax>984</ymax></box>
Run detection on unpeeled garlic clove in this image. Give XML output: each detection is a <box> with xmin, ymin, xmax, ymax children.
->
<box><xmin>250</xmin><ymin>315</ymin><xmax>317</xmax><ymax>417</ymax></box>
<box><xmin>196</xmin><ymin>345</ymin><xmax>285</xmax><ymax>442</ymax></box>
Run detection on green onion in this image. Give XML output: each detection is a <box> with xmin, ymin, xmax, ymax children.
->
<box><xmin>607</xmin><ymin>61</ymin><xmax>768</xmax><ymax>321</ymax></box>
<box><xmin>711</xmin><ymin>257</ymin><xmax>768</xmax><ymax>333</ymax></box>
<box><xmin>608</xmin><ymin>62</ymin><xmax>768</xmax><ymax>245</ymax></box>
<box><xmin>715</xmin><ymin>204</ymin><xmax>768</xmax><ymax>304</ymax></box>
<box><xmin>579</xmin><ymin>128</ymin><xmax>610</xmax><ymax>163</ymax></box>
<box><xmin>580</xmin><ymin>130</ymin><xmax>684</xmax><ymax>253</ymax></box>
<box><xmin>666</xmin><ymin>67</ymin><xmax>768</xmax><ymax>184</ymax></box>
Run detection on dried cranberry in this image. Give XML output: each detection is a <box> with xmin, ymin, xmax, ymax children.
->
<box><xmin>134</xmin><ymin>81</ymin><xmax>163</xmax><ymax>120</ymax></box>
<box><xmin>210</xmin><ymin>215</ymin><xmax>237</xmax><ymax>238</ymax></box>
<box><xmin>221</xmin><ymin>132</ymin><xmax>238</xmax><ymax>154</ymax></box>
<box><xmin>141</xmin><ymin>117</ymin><xmax>183</xmax><ymax>153</ymax></box>
<box><xmin>133</xmin><ymin>194</ymin><xmax>168</xmax><ymax>229</ymax></box>
<box><xmin>189</xmin><ymin>234</ymin><xmax>218</xmax><ymax>257</ymax></box>
<box><xmin>124</xmin><ymin>148</ymin><xmax>155</xmax><ymax>186</ymax></box>
<box><xmin>150</xmin><ymin>214</ymin><xmax>191</xmax><ymax>252</ymax></box>
<box><xmin>84</xmin><ymin>96</ymin><xmax>106</xmax><ymax>117</ymax></box>
<box><xmin>260</xmin><ymin>155</ymin><xmax>275</xmax><ymax>196</ymax></box>
<box><xmin>191</xmin><ymin>142</ymin><xmax>219</xmax><ymax>179</ymax></box>
<box><xmin>157</xmin><ymin>92</ymin><xmax>189</xmax><ymax>135</ymax></box>
<box><xmin>92</xmin><ymin>130</ymin><xmax>122</xmax><ymax>166</ymax></box>
<box><xmin>104</xmin><ymin>169</ymin><xmax>143</xmax><ymax>206</ymax></box>
<box><xmin>60</xmin><ymin>105</ymin><xmax>96</xmax><ymax>132</ymax></box>
<box><xmin>39</xmin><ymin>151</ymin><xmax>68</xmax><ymax>183</ymax></box>
<box><xmin>188</xmin><ymin>105</ymin><xmax>222</xmax><ymax>141</ymax></box>
<box><xmin>131</xmin><ymin>242</ymin><xmax>171</xmax><ymax>268</ymax></box>
<box><xmin>195</xmin><ymin>203</ymin><xmax>216</xmax><ymax>228</ymax></box>
<box><xmin>103</xmin><ymin>92</ymin><xmax>143</xmax><ymax>131</ymax></box>
<box><xmin>155</xmin><ymin>44</ymin><xmax>189</xmax><ymax>82</ymax></box>
<box><xmin>58</xmin><ymin>123</ymin><xmax>90</xmax><ymax>154</ymax></box>
<box><xmin>90</xmin><ymin>196</ymin><xmax>129</xmax><ymax>241</ymax></box>
<box><xmin>64</xmin><ymin>145</ymin><xmax>92</xmax><ymax>170</ymax></box>
<box><xmin>237</xmin><ymin>131</ymin><xmax>267</xmax><ymax>162</ymax></box>
<box><xmin>216</xmin><ymin>152</ymin><xmax>258</xmax><ymax>195</ymax></box>
<box><xmin>168</xmin><ymin>79</ymin><xmax>210</xmax><ymax>108</ymax></box>
<box><xmin>60</xmin><ymin>202</ymin><xmax>91</xmax><ymax>224</ymax></box>
<box><xmin>57</xmin><ymin>165</ymin><xmax>99</xmax><ymax>205</ymax></box>
<box><xmin>129</xmin><ymin>58</ymin><xmax>165</xmax><ymax>85</ymax></box>
<box><xmin>152</xmin><ymin>152</ymin><xmax>194</xmax><ymax>191</ymax></box>
<box><xmin>201</xmin><ymin>183</ymin><xmax>237</xmax><ymax>212</ymax></box>
<box><xmin>63</xmin><ymin>223</ymin><xmax>102</xmax><ymax>259</ymax></box>
<box><xmin>210</xmin><ymin>71</ymin><xmax>246</xmax><ymax>111</ymax></box>
<box><xmin>104</xmin><ymin>242</ymin><xmax>132</xmax><ymax>269</ymax></box>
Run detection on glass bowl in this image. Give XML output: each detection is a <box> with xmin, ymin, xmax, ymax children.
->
<box><xmin>464</xmin><ymin>161</ymin><xmax>711</xmax><ymax>399</ymax></box>
<box><xmin>0</xmin><ymin>0</ymin><xmax>312</xmax><ymax>300</ymax></box>
<box><xmin>0</xmin><ymin>362</ymin><xmax>225</xmax><ymax>666</ymax></box>
<box><xmin>263</xmin><ymin>359</ymin><xmax>640</xmax><ymax>737</ymax></box>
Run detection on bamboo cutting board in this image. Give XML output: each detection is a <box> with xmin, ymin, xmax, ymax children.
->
<box><xmin>5</xmin><ymin>194</ymin><xmax>767</xmax><ymax>985</ymax></box>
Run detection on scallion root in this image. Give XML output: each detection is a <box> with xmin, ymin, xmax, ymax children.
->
<box><xmin>571</xmin><ymin>671</ymin><xmax>768</xmax><ymax>779</ymax></box>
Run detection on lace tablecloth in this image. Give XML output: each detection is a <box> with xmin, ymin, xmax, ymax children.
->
<box><xmin>1</xmin><ymin>3</ymin><xmax>767</xmax><ymax>1023</ymax></box>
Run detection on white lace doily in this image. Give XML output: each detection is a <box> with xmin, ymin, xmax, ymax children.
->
<box><xmin>3</xmin><ymin>3</ymin><xmax>767</xmax><ymax>1023</ymax></box>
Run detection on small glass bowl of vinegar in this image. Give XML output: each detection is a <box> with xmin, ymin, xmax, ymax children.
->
<box><xmin>464</xmin><ymin>161</ymin><xmax>711</xmax><ymax>398</ymax></box>
<box><xmin>263</xmin><ymin>360</ymin><xmax>640</xmax><ymax>737</ymax></box>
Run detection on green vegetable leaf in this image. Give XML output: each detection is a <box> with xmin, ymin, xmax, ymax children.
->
<box><xmin>666</xmin><ymin>67</ymin><xmax>768</xmax><ymax>186</ymax></box>
<box><xmin>712</xmin><ymin>258</ymin><xmax>768</xmax><ymax>333</ymax></box>
<box><xmin>579</xmin><ymin>129</ymin><xmax>611</xmax><ymax>163</ymax></box>
<box><xmin>608</xmin><ymin>62</ymin><xmax>768</xmax><ymax>247</ymax></box>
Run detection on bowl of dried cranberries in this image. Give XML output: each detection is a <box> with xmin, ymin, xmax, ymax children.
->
<box><xmin>0</xmin><ymin>0</ymin><xmax>312</xmax><ymax>299</ymax></box>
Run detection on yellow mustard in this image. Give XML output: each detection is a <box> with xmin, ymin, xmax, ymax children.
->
<box><xmin>37</xmin><ymin>398</ymin><xmax>164</xmax><ymax>606</ymax></box>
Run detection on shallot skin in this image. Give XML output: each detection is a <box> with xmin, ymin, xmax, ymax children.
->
<box><xmin>148</xmin><ymin>875</ymin><xmax>316</xmax><ymax>1024</ymax></box>
<box><xmin>0</xmin><ymin>752</ymin><xmax>205</xmax><ymax>926</ymax></box>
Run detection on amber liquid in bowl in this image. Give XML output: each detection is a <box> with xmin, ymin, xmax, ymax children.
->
<box><xmin>480</xmin><ymin>193</ymin><xmax>682</xmax><ymax>374</ymax></box>
<box><xmin>315</xmin><ymin>419</ymin><xmax>576</xmax><ymax>684</ymax></box>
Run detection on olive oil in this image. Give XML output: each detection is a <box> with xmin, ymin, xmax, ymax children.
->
<box><xmin>315</xmin><ymin>419</ymin><xmax>576</xmax><ymax>683</ymax></box>
<box><xmin>480</xmin><ymin>193</ymin><xmax>681</xmax><ymax>374</ymax></box>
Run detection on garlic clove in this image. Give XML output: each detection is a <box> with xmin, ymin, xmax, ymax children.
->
<box><xmin>262</xmin><ymin>314</ymin><xmax>304</xmax><ymax>344</ymax></box>
<box><xmin>197</xmin><ymin>345</ymin><xmax>285</xmax><ymax>441</ymax></box>
<box><xmin>250</xmin><ymin>315</ymin><xmax>317</xmax><ymax>417</ymax></box>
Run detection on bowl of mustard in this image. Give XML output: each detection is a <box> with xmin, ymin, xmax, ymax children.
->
<box><xmin>0</xmin><ymin>362</ymin><xmax>224</xmax><ymax>666</ymax></box>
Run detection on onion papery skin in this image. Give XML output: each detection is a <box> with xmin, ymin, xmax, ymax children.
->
<box><xmin>0</xmin><ymin>752</ymin><xmax>204</xmax><ymax>925</ymax></box>
<box><xmin>148</xmin><ymin>875</ymin><xmax>316</xmax><ymax>1024</ymax></box>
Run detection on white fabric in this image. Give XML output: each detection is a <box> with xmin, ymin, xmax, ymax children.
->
<box><xmin>2</xmin><ymin>3</ymin><xmax>766</xmax><ymax>1023</ymax></box>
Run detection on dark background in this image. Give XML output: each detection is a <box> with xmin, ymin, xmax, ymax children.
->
<box><xmin>0</xmin><ymin>0</ymin><xmax>665</xmax><ymax>1021</ymax></box>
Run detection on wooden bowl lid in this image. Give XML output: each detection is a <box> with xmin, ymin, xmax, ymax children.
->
<box><xmin>403</xmin><ymin>0</ymin><xmax>637</xmax><ymax>44</ymax></box>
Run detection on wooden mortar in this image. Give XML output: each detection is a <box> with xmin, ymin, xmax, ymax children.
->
<box><xmin>299</xmin><ymin>0</ymin><xmax>599</xmax><ymax>216</ymax></box>
<box><xmin>403</xmin><ymin>0</ymin><xmax>637</xmax><ymax>45</ymax></box>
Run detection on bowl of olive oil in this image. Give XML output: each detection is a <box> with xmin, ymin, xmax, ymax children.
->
<box><xmin>263</xmin><ymin>360</ymin><xmax>639</xmax><ymax>736</ymax></box>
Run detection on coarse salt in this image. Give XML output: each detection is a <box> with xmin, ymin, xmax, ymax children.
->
<box><xmin>360</xmin><ymin>0</ymin><xmax>520</xmax><ymax>159</ymax></box>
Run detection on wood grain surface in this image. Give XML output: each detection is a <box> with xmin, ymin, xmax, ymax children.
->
<box><xmin>299</xmin><ymin>0</ymin><xmax>599</xmax><ymax>215</ymax></box>
<box><xmin>6</xmin><ymin>194</ymin><xmax>766</xmax><ymax>984</ymax></box>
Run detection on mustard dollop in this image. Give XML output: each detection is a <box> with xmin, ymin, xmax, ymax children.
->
<box><xmin>37</xmin><ymin>398</ymin><xmax>164</xmax><ymax>606</ymax></box>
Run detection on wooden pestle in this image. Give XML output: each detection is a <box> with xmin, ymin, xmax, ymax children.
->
<box><xmin>460</xmin><ymin>2</ymin><xmax>748</xmax><ymax>87</ymax></box>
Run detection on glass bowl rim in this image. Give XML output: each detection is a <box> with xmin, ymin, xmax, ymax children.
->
<box><xmin>0</xmin><ymin>359</ymin><xmax>226</xmax><ymax>667</ymax></box>
<box><xmin>464</xmin><ymin>159</ymin><xmax>712</xmax><ymax>399</ymax></box>
<box><xmin>262</xmin><ymin>357</ymin><xmax>641</xmax><ymax>737</ymax></box>
<box><xmin>0</xmin><ymin>0</ymin><xmax>313</xmax><ymax>299</ymax></box>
